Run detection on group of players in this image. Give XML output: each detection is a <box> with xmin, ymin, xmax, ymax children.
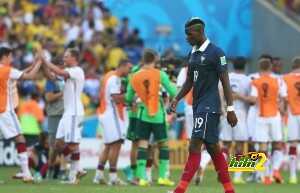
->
<box><xmin>0</xmin><ymin>18</ymin><xmax>300</xmax><ymax>193</ymax></box>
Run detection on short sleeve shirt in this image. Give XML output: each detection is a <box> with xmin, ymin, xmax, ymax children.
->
<box><xmin>187</xmin><ymin>40</ymin><xmax>228</xmax><ymax>113</ymax></box>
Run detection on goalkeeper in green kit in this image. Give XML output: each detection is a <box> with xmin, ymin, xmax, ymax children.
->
<box><xmin>126</xmin><ymin>49</ymin><xmax>177</xmax><ymax>186</ymax></box>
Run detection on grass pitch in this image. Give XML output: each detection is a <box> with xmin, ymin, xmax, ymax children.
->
<box><xmin>0</xmin><ymin>167</ymin><xmax>299</xmax><ymax>193</ymax></box>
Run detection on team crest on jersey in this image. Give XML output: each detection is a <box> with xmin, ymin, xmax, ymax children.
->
<box><xmin>201</xmin><ymin>56</ymin><xmax>206</xmax><ymax>63</ymax></box>
<box><xmin>220</xmin><ymin>56</ymin><xmax>227</xmax><ymax>66</ymax></box>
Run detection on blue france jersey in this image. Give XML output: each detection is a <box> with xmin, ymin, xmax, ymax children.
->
<box><xmin>186</xmin><ymin>40</ymin><xmax>227</xmax><ymax>114</ymax></box>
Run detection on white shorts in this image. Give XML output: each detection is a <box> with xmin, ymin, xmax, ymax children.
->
<box><xmin>253</xmin><ymin>113</ymin><xmax>283</xmax><ymax>142</ymax></box>
<box><xmin>184</xmin><ymin>105</ymin><xmax>193</xmax><ymax>139</ymax></box>
<box><xmin>0</xmin><ymin>111</ymin><xmax>22</xmax><ymax>139</ymax></box>
<box><xmin>287</xmin><ymin>110</ymin><xmax>300</xmax><ymax>141</ymax></box>
<box><xmin>56</xmin><ymin>115</ymin><xmax>83</xmax><ymax>143</ymax></box>
<box><xmin>99</xmin><ymin>109</ymin><xmax>128</xmax><ymax>144</ymax></box>
<box><xmin>220</xmin><ymin>110</ymin><xmax>248</xmax><ymax>141</ymax></box>
<box><xmin>247</xmin><ymin>106</ymin><xmax>257</xmax><ymax>140</ymax></box>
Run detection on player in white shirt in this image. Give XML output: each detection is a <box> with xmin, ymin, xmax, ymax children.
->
<box><xmin>249</xmin><ymin>58</ymin><xmax>287</xmax><ymax>184</ymax></box>
<box><xmin>42</xmin><ymin>48</ymin><xmax>85</xmax><ymax>184</ymax></box>
<box><xmin>0</xmin><ymin>47</ymin><xmax>42</xmax><ymax>182</ymax></box>
<box><xmin>93</xmin><ymin>60</ymin><xmax>132</xmax><ymax>185</ymax></box>
<box><xmin>282</xmin><ymin>57</ymin><xmax>300</xmax><ymax>184</ymax></box>
<box><xmin>219</xmin><ymin>57</ymin><xmax>253</xmax><ymax>184</ymax></box>
<box><xmin>177</xmin><ymin>66</ymin><xmax>211</xmax><ymax>185</ymax></box>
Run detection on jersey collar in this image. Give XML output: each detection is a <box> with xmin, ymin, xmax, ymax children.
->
<box><xmin>191</xmin><ymin>39</ymin><xmax>210</xmax><ymax>53</ymax></box>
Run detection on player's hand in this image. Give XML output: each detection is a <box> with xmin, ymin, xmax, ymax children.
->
<box><xmin>227</xmin><ymin>111</ymin><xmax>238</xmax><ymax>127</ymax></box>
<box><xmin>168</xmin><ymin>99</ymin><xmax>178</xmax><ymax>114</ymax></box>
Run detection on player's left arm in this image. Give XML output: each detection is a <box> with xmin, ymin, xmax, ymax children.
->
<box><xmin>43</xmin><ymin>59</ymin><xmax>70</xmax><ymax>79</ymax></box>
<box><xmin>217</xmin><ymin>50</ymin><xmax>237</xmax><ymax>127</ymax></box>
<box><xmin>160</xmin><ymin>71</ymin><xmax>177</xmax><ymax>99</ymax></box>
<box><xmin>110</xmin><ymin>76</ymin><xmax>125</xmax><ymax>104</ymax></box>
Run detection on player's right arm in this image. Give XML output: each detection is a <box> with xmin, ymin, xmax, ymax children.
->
<box><xmin>17</xmin><ymin>58</ymin><xmax>42</xmax><ymax>80</ymax></box>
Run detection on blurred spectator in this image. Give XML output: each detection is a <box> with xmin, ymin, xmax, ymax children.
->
<box><xmin>102</xmin><ymin>8</ymin><xmax>118</xmax><ymax>30</ymax></box>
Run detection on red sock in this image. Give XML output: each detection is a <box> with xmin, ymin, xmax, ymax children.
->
<box><xmin>212</xmin><ymin>152</ymin><xmax>234</xmax><ymax>193</ymax></box>
<box><xmin>40</xmin><ymin>163</ymin><xmax>48</xmax><ymax>177</ymax></box>
<box><xmin>146</xmin><ymin>159</ymin><xmax>153</xmax><ymax>168</ymax></box>
<box><xmin>16</xmin><ymin>143</ymin><xmax>27</xmax><ymax>153</ymax></box>
<box><xmin>63</xmin><ymin>145</ymin><xmax>71</xmax><ymax>157</ymax></box>
<box><xmin>174</xmin><ymin>152</ymin><xmax>201</xmax><ymax>193</ymax></box>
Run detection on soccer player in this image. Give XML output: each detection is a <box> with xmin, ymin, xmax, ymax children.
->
<box><xmin>219</xmin><ymin>57</ymin><xmax>253</xmax><ymax>184</ymax></box>
<box><xmin>177</xmin><ymin>64</ymin><xmax>211</xmax><ymax>185</ymax></box>
<box><xmin>124</xmin><ymin>64</ymin><xmax>142</xmax><ymax>184</ymax></box>
<box><xmin>169</xmin><ymin>17</ymin><xmax>238</xmax><ymax>193</ymax></box>
<box><xmin>250</xmin><ymin>58</ymin><xmax>287</xmax><ymax>184</ymax></box>
<box><xmin>126</xmin><ymin>49</ymin><xmax>177</xmax><ymax>186</ymax></box>
<box><xmin>0</xmin><ymin>46</ymin><xmax>42</xmax><ymax>182</ymax></box>
<box><xmin>94</xmin><ymin>59</ymin><xmax>132</xmax><ymax>185</ymax></box>
<box><xmin>282</xmin><ymin>57</ymin><xmax>300</xmax><ymax>184</ymax></box>
<box><xmin>41</xmin><ymin>48</ymin><xmax>85</xmax><ymax>184</ymax></box>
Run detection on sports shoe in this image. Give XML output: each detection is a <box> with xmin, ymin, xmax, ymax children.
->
<box><xmin>233</xmin><ymin>177</ymin><xmax>246</xmax><ymax>184</ymax></box>
<box><xmin>139</xmin><ymin>179</ymin><xmax>150</xmax><ymax>186</ymax></box>
<box><xmin>93</xmin><ymin>174</ymin><xmax>107</xmax><ymax>185</ymax></box>
<box><xmin>289</xmin><ymin>176</ymin><xmax>298</xmax><ymax>184</ymax></box>
<box><xmin>77</xmin><ymin>170</ymin><xmax>88</xmax><ymax>179</ymax></box>
<box><xmin>108</xmin><ymin>178</ymin><xmax>127</xmax><ymax>186</ymax></box>
<box><xmin>122</xmin><ymin>166</ymin><xmax>133</xmax><ymax>182</ymax></box>
<box><xmin>12</xmin><ymin>172</ymin><xmax>24</xmax><ymax>180</ymax></box>
<box><xmin>23</xmin><ymin>176</ymin><xmax>34</xmax><ymax>183</ymax></box>
<box><xmin>158</xmin><ymin>178</ymin><xmax>175</xmax><ymax>186</ymax></box>
<box><xmin>33</xmin><ymin>172</ymin><xmax>43</xmax><ymax>183</ymax></box>
<box><xmin>273</xmin><ymin>170</ymin><xmax>284</xmax><ymax>184</ymax></box>
<box><xmin>263</xmin><ymin>176</ymin><xmax>272</xmax><ymax>185</ymax></box>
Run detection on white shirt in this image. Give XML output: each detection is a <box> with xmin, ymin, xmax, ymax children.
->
<box><xmin>176</xmin><ymin>67</ymin><xmax>187</xmax><ymax>87</ymax></box>
<box><xmin>63</xmin><ymin>66</ymin><xmax>85</xmax><ymax>115</ymax></box>
<box><xmin>104</xmin><ymin>75</ymin><xmax>122</xmax><ymax>111</ymax></box>
<box><xmin>2</xmin><ymin>67</ymin><xmax>23</xmax><ymax>111</ymax></box>
<box><xmin>229</xmin><ymin>72</ymin><xmax>251</xmax><ymax>112</ymax></box>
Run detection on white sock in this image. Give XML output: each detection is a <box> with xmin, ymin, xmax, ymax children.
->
<box><xmin>200</xmin><ymin>150</ymin><xmax>211</xmax><ymax>170</ymax></box>
<box><xmin>109</xmin><ymin>172</ymin><xmax>117</xmax><ymax>182</ymax></box>
<box><xmin>96</xmin><ymin>169</ymin><xmax>104</xmax><ymax>178</ymax></box>
<box><xmin>146</xmin><ymin>167</ymin><xmax>152</xmax><ymax>181</ymax></box>
<box><xmin>289</xmin><ymin>155</ymin><xmax>297</xmax><ymax>179</ymax></box>
<box><xmin>71</xmin><ymin>160</ymin><xmax>80</xmax><ymax>173</ymax></box>
<box><xmin>18</xmin><ymin>152</ymin><xmax>31</xmax><ymax>177</ymax></box>
<box><xmin>272</xmin><ymin>150</ymin><xmax>283</xmax><ymax>171</ymax></box>
<box><xmin>264</xmin><ymin>159</ymin><xmax>271</xmax><ymax>177</ymax></box>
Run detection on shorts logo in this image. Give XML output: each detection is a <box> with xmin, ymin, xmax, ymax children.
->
<box><xmin>228</xmin><ymin>152</ymin><xmax>267</xmax><ymax>172</ymax></box>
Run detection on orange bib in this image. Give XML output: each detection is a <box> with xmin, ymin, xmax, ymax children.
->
<box><xmin>131</xmin><ymin>68</ymin><xmax>160</xmax><ymax>116</ymax></box>
<box><xmin>97</xmin><ymin>71</ymin><xmax>124</xmax><ymax>120</ymax></box>
<box><xmin>283</xmin><ymin>73</ymin><xmax>300</xmax><ymax>115</ymax></box>
<box><xmin>0</xmin><ymin>66</ymin><xmax>11</xmax><ymax>113</ymax></box>
<box><xmin>252</xmin><ymin>75</ymin><xmax>279</xmax><ymax>117</ymax></box>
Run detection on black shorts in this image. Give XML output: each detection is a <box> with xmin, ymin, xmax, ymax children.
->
<box><xmin>191</xmin><ymin>112</ymin><xmax>220</xmax><ymax>144</ymax></box>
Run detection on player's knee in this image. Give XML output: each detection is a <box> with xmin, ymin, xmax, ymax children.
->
<box><xmin>189</xmin><ymin>139</ymin><xmax>202</xmax><ymax>153</ymax></box>
<box><xmin>272</xmin><ymin>142</ymin><xmax>282</xmax><ymax>150</ymax></box>
<box><xmin>138</xmin><ymin>140</ymin><xmax>148</xmax><ymax>149</ymax></box>
<box><xmin>205</xmin><ymin>143</ymin><xmax>220</xmax><ymax>156</ymax></box>
<box><xmin>14</xmin><ymin>134</ymin><xmax>26</xmax><ymax>144</ymax></box>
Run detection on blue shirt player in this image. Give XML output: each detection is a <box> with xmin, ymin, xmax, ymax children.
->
<box><xmin>169</xmin><ymin>18</ymin><xmax>238</xmax><ymax>193</ymax></box>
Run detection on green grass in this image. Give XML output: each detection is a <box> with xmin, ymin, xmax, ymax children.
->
<box><xmin>0</xmin><ymin>167</ymin><xmax>299</xmax><ymax>193</ymax></box>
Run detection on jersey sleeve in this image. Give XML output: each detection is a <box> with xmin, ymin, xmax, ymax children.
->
<box><xmin>176</xmin><ymin>68</ymin><xmax>187</xmax><ymax>87</ymax></box>
<box><xmin>215</xmin><ymin>48</ymin><xmax>228</xmax><ymax>73</ymax></box>
<box><xmin>160</xmin><ymin>71</ymin><xmax>177</xmax><ymax>97</ymax></box>
<box><xmin>250</xmin><ymin>85</ymin><xmax>258</xmax><ymax>97</ymax></box>
<box><xmin>9</xmin><ymin>68</ymin><xmax>23</xmax><ymax>80</ymax></box>
<box><xmin>65</xmin><ymin>67</ymin><xmax>82</xmax><ymax>80</ymax></box>
<box><xmin>108</xmin><ymin>76</ymin><xmax>121</xmax><ymax>95</ymax></box>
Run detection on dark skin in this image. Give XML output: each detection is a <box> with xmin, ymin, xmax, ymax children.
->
<box><xmin>169</xmin><ymin>23</ymin><xmax>237</xmax><ymax>154</ymax></box>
